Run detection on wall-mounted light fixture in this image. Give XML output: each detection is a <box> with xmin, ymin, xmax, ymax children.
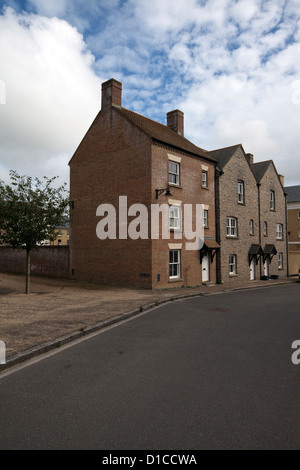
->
<box><xmin>155</xmin><ymin>187</ymin><xmax>172</xmax><ymax>199</ymax></box>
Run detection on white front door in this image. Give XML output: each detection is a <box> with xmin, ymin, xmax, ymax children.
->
<box><xmin>202</xmin><ymin>254</ymin><xmax>209</xmax><ymax>282</ymax></box>
<box><xmin>264</xmin><ymin>259</ymin><xmax>269</xmax><ymax>277</ymax></box>
<box><xmin>250</xmin><ymin>258</ymin><xmax>255</xmax><ymax>280</ymax></box>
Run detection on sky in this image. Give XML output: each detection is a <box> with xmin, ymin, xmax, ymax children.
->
<box><xmin>0</xmin><ymin>0</ymin><xmax>300</xmax><ymax>188</ymax></box>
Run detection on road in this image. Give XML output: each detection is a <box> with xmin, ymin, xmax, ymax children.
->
<box><xmin>0</xmin><ymin>283</ymin><xmax>299</xmax><ymax>450</ymax></box>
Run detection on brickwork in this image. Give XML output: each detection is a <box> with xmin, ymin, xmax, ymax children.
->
<box><xmin>69</xmin><ymin>79</ymin><xmax>217</xmax><ymax>289</ymax></box>
<box><xmin>258</xmin><ymin>163</ymin><xmax>287</xmax><ymax>278</ymax></box>
<box><xmin>0</xmin><ymin>246</ymin><xmax>70</xmax><ymax>278</ymax></box>
<box><xmin>151</xmin><ymin>144</ymin><xmax>216</xmax><ymax>288</ymax></box>
<box><xmin>70</xmin><ymin>105</ymin><xmax>153</xmax><ymax>287</ymax></box>
<box><xmin>216</xmin><ymin>146</ymin><xmax>260</xmax><ymax>284</ymax></box>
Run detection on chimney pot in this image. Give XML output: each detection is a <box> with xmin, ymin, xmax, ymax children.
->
<box><xmin>101</xmin><ymin>78</ymin><xmax>122</xmax><ymax>110</ymax></box>
<box><xmin>167</xmin><ymin>109</ymin><xmax>184</xmax><ymax>136</ymax></box>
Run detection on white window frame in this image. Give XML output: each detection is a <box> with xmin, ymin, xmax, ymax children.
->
<box><xmin>278</xmin><ymin>252</ymin><xmax>283</xmax><ymax>270</ymax></box>
<box><xmin>203</xmin><ymin>209</ymin><xmax>208</xmax><ymax>228</ymax></box>
<box><xmin>202</xmin><ymin>170</ymin><xmax>208</xmax><ymax>188</ymax></box>
<box><xmin>169</xmin><ymin>161</ymin><xmax>180</xmax><ymax>186</ymax></box>
<box><xmin>238</xmin><ymin>181</ymin><xmax>244</xmax><ymax>204</ymax></box>
<box><xmin>270</xmin><ymin>190</ymin><xmax>275</xmax><ymax>211</ymax></box>
<box><xmin>276</xmin><ymin>223</ymin><xmax>283</xmax><ymax>240</ymax></box>
<box><xmin>263</xmin><ymin>221</ymin><xmax>268</xmax><ymax>237</ymax></box>
<box><xmin>169</xmin><ymin>205</ymin><xmax>181</xmax><ymax>231</ymax></box>
<box><xmin>226</xmin><ymin>217</ymin><xmax>238</xmax><ymax>237</ymax></box>
<box><xmin>250</xmin><ymin>219</ymin><xmax>254</xmax><ymax>235</ymax></box>
<box><xmin>229</xmin><ymin>255</ymin><xmax>237</xmax><ymax>275</ymax></box>
<box><xmin>169</xmin><ymin>249</ymin><xmax>181</xmax><ymax>279</ymax></box>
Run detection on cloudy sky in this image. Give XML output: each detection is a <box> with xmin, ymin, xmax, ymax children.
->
<box><xmin>0</xmin><ymin>0</ymin><xmax>300</xmax><ymax>188</ymax></box>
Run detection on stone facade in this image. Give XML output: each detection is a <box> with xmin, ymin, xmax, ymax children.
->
<box><xmin>210</xmin><ymin>145</ymin><xmax>287</xmax><ymax>284</ymax></box>
<box><xmin>285</xmin><ymin>186</ymin><xmax>300</xmax><ymax>276</ymax></box>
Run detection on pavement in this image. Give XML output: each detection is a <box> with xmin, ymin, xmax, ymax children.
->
<box><xmin>0</xmin><ymin>271</ymin><xmax>298</xmax><ymax>370</ymax></box>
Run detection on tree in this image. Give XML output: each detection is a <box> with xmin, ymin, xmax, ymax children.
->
<box><xmin>0</xmin><ymin>170</ymin><xmax>69</xmax><ymax>294</ymax></box>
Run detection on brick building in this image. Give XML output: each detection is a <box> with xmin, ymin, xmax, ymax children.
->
<box><xmin>285</xmin><ymin>185</ymin><xmax>300</xmax><ymax>276</ymax></box>
<box><xmin>69</xmin><ymin>79</ymin><xmax>219</xmax><ymax>288</ymax></box>
<box><xmin>209</xmin><ymin>145</ymin><xmax>287</xmax><ymax>284</ymax></box>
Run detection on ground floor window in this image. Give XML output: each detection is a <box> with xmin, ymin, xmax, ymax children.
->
<box><xmin>229</xmin><ymin>254</ymin><xmax>237</xmax><ymax>275</ymax></box>
<box><xmin>278</xmin><ymin>252</ymin><xmax>283</xmax><ymax>269</ymax></box>
<box><xmin>169</xmin><ymin>250</ymin><xmax>181</xmax><ymax>279</ymax></box>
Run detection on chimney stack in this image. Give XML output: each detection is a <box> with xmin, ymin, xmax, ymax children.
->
<box><xmin>167</xmin><ymin>110</ymin><xmax>184</xmax><ymax>136</ymax></box>
<box><xmin>279</xmin><ymin>174</ymin><xmax>285</xmax><ymax>187</ymax></box>
<box><xmin>101</xmin><ymin>79</ymin><xmax>122</xmax><ymax>110</ymax></box>
<box><xmin>246</xmin><ymin>153</ymin><xmax>254</xmax><ymax>165</ymax></box>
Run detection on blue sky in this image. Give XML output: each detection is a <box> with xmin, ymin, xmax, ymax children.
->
<box><xmin>0</xmin><ymin>0</ymin><xmax>300</xmax><ymax>186</ymax></box>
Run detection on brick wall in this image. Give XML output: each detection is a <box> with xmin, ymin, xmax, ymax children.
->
<box><xmin>0</xmin><ymin>246</ymin><xmax>70</xmax><ymax>278</ymax></box>
<box><xmin>151</xmin><ymin>143</ymin><xmax>217</xmax><ymax>288</ymax></box>
<box><xmin>218</xmin><ymin>147</ymin><xmax>260</xmax><ymax>283</ymax></box>
<box><xmin>259</xmin><ymin>163</ymin><xmax>287</xmax><ymax>278</ymax></box>
<box><xmin>70</xmin><ymin>106</ymin><xmax>153</xmax><ymax>287</ymax></box>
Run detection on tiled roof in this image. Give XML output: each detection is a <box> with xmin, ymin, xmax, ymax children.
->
<box><xmin>113</xmin><ymin>106</ymin><xmax>216</xmax><ymax>163</ymax></box>
<box><xmin>285</xmin><ymin>185</ymin><xmax>300</xmax><ymax>202</ymax></box>
<box><xmin>208</xmin><ymin>144</ymin><xmax>242</xmax><ymax>170</ymax></box>
<box><xmin>251</xmin><ymin>161</ymin><xmax>272</xmax><ymax>183</ymax></box>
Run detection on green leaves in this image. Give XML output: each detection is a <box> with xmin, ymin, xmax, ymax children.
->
<box><xmin>0</xmin><ymin>170</ymin><xmax>69</xmax><ymax>251</ymax></box>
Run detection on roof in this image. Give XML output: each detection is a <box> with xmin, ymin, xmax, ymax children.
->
<box><xmin>113</xmin><ymin>106</ymin><xmax>216</xmax><ymax>163</ymax></box>
<box><xmin>201</xmin><ymin>239</ymin><xmax>221</xmax><ymax>250</ymax></box>
<box><xmin>264</xmin><ymin>244</ymin><xmax>277</xmax><ymax>255</ymax></box>
<box><xmin>285</xmin><ymin>185</ymin><xmax>300</xmax><ymax>202</ymax></box>
<box><xmin>207</xmin><ymin>144</ymin><xmax>242</xmax><ymax>170</ymax></box>
<box><xmin>251</xmin><ymin>161</ymin><xmax>272</xmax><ymax>183</ymax></box>
<box><xmin>248</xmin><ymin>244</ymin><xmax>264</xmax><ymax>255</ymax></box>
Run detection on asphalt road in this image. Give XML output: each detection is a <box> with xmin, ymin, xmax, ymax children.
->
<box><xmin>0</xmin><ymin>283</ymin><xmax>299</xmax><ymax>450</ymax></box>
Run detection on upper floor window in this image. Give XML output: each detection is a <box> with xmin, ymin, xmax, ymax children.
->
<box><xmin>263</xmin><ymin>221</ymin><xmax>268</xmax><ymax>237</ymax></box>
<box><xmin>226</xmin><ymin>217</ymin><xmax>238</xmax><ymax>237</ymax></box>
<box><xmin>169</xmin><ymin>206</ymin><xmax>181</xmax><ymax>230</ymax></box>
<box><xmin>276</xmin><ymin>223</ymin><xmax>283</xmax><ymax>240</ymax></box>
<box><xmin>238</xmin><ymin>181</ymin><xmax>244</xmax><ymax>204</ymax></box>
<box><xmin>270</xmin><ymin>190</ymin><xmax>275</xmax><ymax>211</ymax></box>
<box><xmin>203</xmin><ymin>209</ymin><xmax>208</xmax><ymax>228</ymax></box>
<box><xmin>249</xmin><ymin>219</ymin><xmax>254</xmax><ymax>235</ymax></box>
<box><xmin>169</xmin><ymin>161</ymin><xmax>180</xmax><ymax>186</ymax></box>
<box><xmin>202</xmin><ymin>170</ymin><xmax>208</xmax><ymax>188</ymax></box>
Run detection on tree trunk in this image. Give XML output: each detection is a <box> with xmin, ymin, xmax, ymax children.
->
<box><xmin>26</xmin><ymin>248</ymin><xmax>30</xmax><ymax>294</ymax></box>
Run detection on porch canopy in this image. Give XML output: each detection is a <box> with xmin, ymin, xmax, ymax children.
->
<box><xmin>263</xmin><ymin>244</ymin><xmax>277</xmax><ymax>263</ymax></box>
<box><xmin>248</xmin><ymin>244</ymin><xmax>264</xmax><ymax>265</ymax></box>
<box><xmin>200</xmin><ymin>239</ymin><xmax>220</xmax><ymax>264</ymax></box>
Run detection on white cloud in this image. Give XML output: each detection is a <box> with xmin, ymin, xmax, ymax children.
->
<box><xmin>0</xmin><ymin>7</ymin><xmax>102</xmax><ymax>185</ymax></box>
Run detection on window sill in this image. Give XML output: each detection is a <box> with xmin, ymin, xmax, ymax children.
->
<box><xmin>169</xmin><ymin>183</ymin><xmax>182</xmax><ymax>189</ymax></box>
<box><xmin>226</xmin><ymin>236</ymin><xmax>239</xmax><ymax>240</ymax></box>
<box><xmin>169</xmin><ymin>278</ymin><xmax>183</xmax><ymax>283</ymax></box>
<box><xmin>202</xmin><ymin>186</ymin><xmax>209</xmax><ymax>190</ymax></box>
<box><xmin>229</xmin><ymin>273</ymin><xmax>238</xmax><ymax>277</ymax></box>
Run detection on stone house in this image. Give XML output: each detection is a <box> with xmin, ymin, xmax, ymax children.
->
<box><xmin>285</xmin><ymin>185</ymin><xmax>300</xmax><ymax>276</ymax></box>
<box><xmin>209</xmin><ymin>145</ymin><xmax>287</xmax><ymax>284</ymax></box>
<box><xmin>69</xmin><ymin>79</ymin><xmax>219</xmax><ymax>288</ymax></box>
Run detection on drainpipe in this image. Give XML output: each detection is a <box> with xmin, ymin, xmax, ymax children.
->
<box><xmin>257</xmin><ymin>182</ymin><xmax>262</xmax><ymax>277</ymax></box>
<box><xmin>215</xmin><ymin>165</ymin><xmax>223</xmax><ymax>284</ymax></box>
<box><xmin>284</xmin><ymin>191</ymin><xmax>289</xmax><ymax>277</ymax></box>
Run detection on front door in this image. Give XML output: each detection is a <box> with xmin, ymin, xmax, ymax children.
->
<box><xmin>250</xmin><ymin>258</ymin><xmax>255</xmax><ymax>280</ymax></box>
<box><xmin>264</xmin><ymin>259</ymin><xmax>269</xmax><ymax>277</ymax></box>
<box><xmin>202</xmin><ymin>253</ymin><xmax>209</xmax><ymax>282</ymax></box>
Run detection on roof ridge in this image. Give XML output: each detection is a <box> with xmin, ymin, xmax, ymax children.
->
<box><xmin>209</xmin><ymin>143</ymin><xmax>241</xmax><ymax>153</ymax></box>
<box><xmin>113</xmin><ymin>105</ymin><xmax>215</xmax><ymax>162</ymax></box>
